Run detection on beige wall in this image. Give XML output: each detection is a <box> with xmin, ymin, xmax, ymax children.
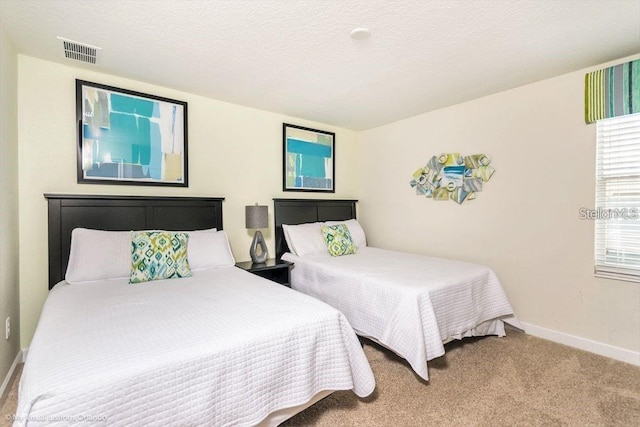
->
<box><xmin>0</xmin><ymin>26</ymin><xmax>21</xmax><ymax>380</ymax></box>
<box><xmin>17</xmin><ymin>56</ymin><xmax>360</xmax><ymax>347</ymax></box>
<box><xmin>359</xmin><ymin>55</ymin><xmax>640</xmax><ymax>355</ymax></box>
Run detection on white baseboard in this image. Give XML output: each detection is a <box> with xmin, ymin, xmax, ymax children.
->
<box><xmin>0</xmin><ymin>350</ymin><xmax>22</xmax><ymax>398</ymax></box>
<box><xmin>521</xmin><ymin>322</ymin><xmax>640</xmax><ymax>366</ymax></box>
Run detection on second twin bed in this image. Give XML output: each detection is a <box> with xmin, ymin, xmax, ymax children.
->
<box><xmin>275</xmin><ymin>198</ymin><xmax>519</xmax><ymax>381</ymax></box>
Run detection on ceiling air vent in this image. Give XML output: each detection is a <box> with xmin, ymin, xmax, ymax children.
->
<box><xmin>57</xmin><ymin>37</ymin><xmax>101</xmax><ymax>64</ymax></box>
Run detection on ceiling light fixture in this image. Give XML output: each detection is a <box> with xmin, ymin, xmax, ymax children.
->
<box><xmin>350</xmin><ymin>28</ymin><xmax>370</xmax><ymax>40</ymax></box>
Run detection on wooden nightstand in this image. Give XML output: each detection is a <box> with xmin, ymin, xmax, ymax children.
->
<box><xmin>235</xmin><ymin>258</ymin><xmax>293</xmax><ymax>287</ymax></box>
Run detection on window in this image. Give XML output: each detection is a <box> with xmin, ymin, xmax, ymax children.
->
<box><xmin>594</xmin><ymin>113</ymin><xmax>640</xmax><ymax>282</ymax></box>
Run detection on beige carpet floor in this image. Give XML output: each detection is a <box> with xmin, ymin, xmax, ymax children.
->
<box><xmin>0</xmin><ymin>363</ymin><xmax>21</xmax><ymax>427</ymax></box>
<box><xmin>1</xmin><ymin>329</ymin><xmax>639</xmax><ymax>426</ymax></box>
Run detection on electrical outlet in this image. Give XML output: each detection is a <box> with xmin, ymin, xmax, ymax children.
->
<box><xmin>5</xmin><ymin>317</ymin><xmax>9</xmax><ymax>340</ymax></box>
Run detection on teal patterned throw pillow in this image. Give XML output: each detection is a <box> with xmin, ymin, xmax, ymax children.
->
<box><xmin>130</xmin><ymin>231</ymin><xmax>192</xmax><ymax>283</ymax></box>
<box><xmin>320</xmin><ymin>224</ymin><xmax>358</xmax><ymax>257</ymax></box>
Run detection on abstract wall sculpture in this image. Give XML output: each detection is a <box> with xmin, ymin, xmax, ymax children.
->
<box><xmin>410</xmin><ymin>153</ymin><xmax>494</xmax><ymax>204</ymax></box>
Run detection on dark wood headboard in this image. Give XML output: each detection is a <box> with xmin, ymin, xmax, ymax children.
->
<box><xmin>45</xmin><ymin>194</ymin><xmax>225</xmax><ymax>289</ymax></box>
<box><xmin>273</xmin><ymin>198</ymin><xmax>357</xmax><ymax>260</ymax></box>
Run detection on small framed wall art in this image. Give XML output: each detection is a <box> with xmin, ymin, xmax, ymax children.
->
<box><xmin>283</xmin><ymin>123</ymin><xmax>335</xmax><ymax>192</ymax></box>
<box><xmin>76</xmin><ymin>79</ymin><xmax>188</xmax><ymax>186</ymax></box>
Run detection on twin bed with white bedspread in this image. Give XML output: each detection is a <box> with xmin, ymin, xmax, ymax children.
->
<box><xmin>16</xmin><ymin>267</ymin><xmax>374</xmax><ymax>426</ymax></box>
<box><xmin>14</xmin><ymin>195</ymin><xmax>375</xmax><ymax>426</ymax></box>
<box><xmin>282</xmin><ymin>247</ymin><xmax>516</xmax><ymax>380</ymax></box>
<box><xmin>274</xmin><ymin>198</ymin><xmax>519</xmax><ymax>381</ymax></box>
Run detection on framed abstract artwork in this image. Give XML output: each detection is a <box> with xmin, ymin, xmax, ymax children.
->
<box><xmin>283</xmin><ymin>123</ymin><xmax>335</xmax><ymax>192</ymax></box>
<box><xmin>76</xmin><ymin>79</ymin><xmax>188</xmax><ymax>186</ymax></box>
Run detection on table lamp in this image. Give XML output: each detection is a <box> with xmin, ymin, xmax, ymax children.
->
<box><xmin>245</xmin><ymin>204</ymin><xmax>268</xmax><ymax>263</ymax></box>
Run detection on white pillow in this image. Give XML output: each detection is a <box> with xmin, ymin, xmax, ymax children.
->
<box><xmin>325</xmin><ymin>219</ymin><xmax>367</xmax><ymax>248</ymax></box>
<box><xmin>65</xmin><ymin>228</ymin><xmax>226</xmax><ymax>284</ymax></box>
<box><xmin>66</xmin><ymin>228</ymin><xmax>131</xmax><ymax>284</ymax></box>
<box><xmin>189</xmin><ymin>230</ymin><xmax>236</xmax><ymax>270</ymax></box>
<box><xmin>282</xmin><ymin>222</ymin><xmax>327</xmax><ymax>257</ymax></box>
<box><xmin>186</xmin><ymin>228</ymin><xmax>217</xmax><ymax>270</ymax></box>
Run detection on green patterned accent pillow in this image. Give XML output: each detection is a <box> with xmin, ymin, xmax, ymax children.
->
<box><xmin>130</xmin><ymin>231</ymin><xmax>192</xmax><ymax>283</ymax></box>
<box><xmin>320</xmin><ymin>224</ymin><xmax>358</xmax><ymax>257</ymax></box>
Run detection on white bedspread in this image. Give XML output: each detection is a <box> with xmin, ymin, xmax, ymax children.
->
<box><xmin>15</xmin><ymin>267</ymin><xmax>374</xmax><ymax>426</ymax></box>
<box><xmin>283</xmin><ymin>247</ymin><xmax>516</xmax><ymax>380</ymax></box>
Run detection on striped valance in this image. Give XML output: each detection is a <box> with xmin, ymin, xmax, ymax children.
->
<box><xmin>585</xmin><ymin>59</ymin><xmax>639</xmax><ymax>124</ymax></box>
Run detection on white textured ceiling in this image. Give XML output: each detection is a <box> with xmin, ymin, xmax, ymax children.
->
<box><xmin>1</xmin><ymin>0</ymin><xmax>639</xmax><ymax>130</ymax></box>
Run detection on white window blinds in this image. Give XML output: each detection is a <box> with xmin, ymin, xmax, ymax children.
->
<box><xmin>595</xmin><ymin>113</ymin><xmax>640</xmax><ymax>282</ymax></box>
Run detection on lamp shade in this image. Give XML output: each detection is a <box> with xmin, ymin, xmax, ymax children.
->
<box><xmin>245</xmin><ymin>205</ymin><xmax>268</xmax><ymax>229</ymax></box>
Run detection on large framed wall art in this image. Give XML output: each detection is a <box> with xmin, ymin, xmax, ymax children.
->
<box><xmin>76</xmin><ymin>79</ymin><xmax>188</xmax><ymax>186</ymax></box>
<box><xmin>283</xmin><ymin>123</ymin><xmax>335</xmax><ymax>192</ymax></box>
